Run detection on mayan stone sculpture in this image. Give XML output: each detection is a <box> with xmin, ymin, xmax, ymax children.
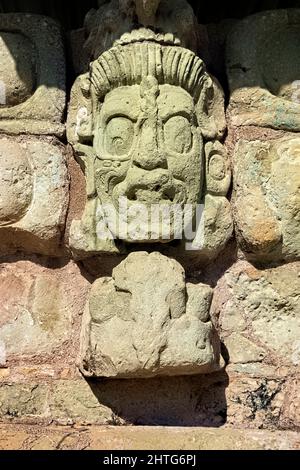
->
<box><xmin>66</xmin><ymin>0</ymin><xmax>232</xmax><ymax>378</ymax></box>
<box><xmin>0</xmin><ymin>14</ymin><xmax>68</xmax><ymax>256</ymax></box>
<box><xmin>80</xmin><ymin>252</ymin><xmax>221</xmax><ymax>378</ymax></box>
<box><xmin>0</xmin><ymin>0</ymin><xmax>300</xmax><ymax>441</ymax></box>
<box><xmin>67</xmin><ymin>28</ymin><xmax>232</xmax><ymax>261</ymax></box>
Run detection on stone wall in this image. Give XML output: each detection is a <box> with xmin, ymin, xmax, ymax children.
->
<box><xmin>0</xmin><ymin>0</ymin><xmax>299</xmax><ymax>434</ymax></box>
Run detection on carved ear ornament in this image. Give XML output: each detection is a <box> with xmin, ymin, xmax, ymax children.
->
<box><xmin>205</xmin><ymin>141</ymin><xmax>231</xmax><ymax>196</ymax></box>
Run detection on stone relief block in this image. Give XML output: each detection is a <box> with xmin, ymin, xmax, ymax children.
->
<box><xmin>0</xmin><ymin>14</ymin><xmax>65</xmax><ymax>137</ymax></box>
<box><xmin>233</xmin><ymin>137</ymin><xmax>300</xmax><ymax>262</ymax></box>
<box><xmin>226</xmin><ymin>10</ymin><xmax>300</xmax><ymax>131</ymax></box>
<box><xmin>0</xmin><ymin>136</ymin><xmax>69</xmax><ymax>256</ymax></box>
<box><xmin>79</xmin><ymin>252</ymin><xmax>221</xmax><ymax>378</ymax></box>
<box><xmin>67</xmin><ymin>28</ymin><xmax>232</xmax><ymax>261</ymax></box>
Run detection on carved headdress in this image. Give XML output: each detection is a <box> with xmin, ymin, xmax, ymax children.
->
<box><xmin>90</xmin><ymin>29</ymin><xmax>206</xmax><ymax>102</ymax></box>
<box><xmin>68</xmin><ymin>28</ymin><xmax>225</xmax><ymax>145</ymax></box>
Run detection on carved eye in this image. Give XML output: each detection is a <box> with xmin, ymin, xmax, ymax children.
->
<box><xmin>164</xmin><ymin>116</ymin><xmax>192</xmax><ymax>153</ymax></box>
<box><xmin>105</xmin><ymin>117</ymin><xmax>134</xmax><ymax>156</ymax></box>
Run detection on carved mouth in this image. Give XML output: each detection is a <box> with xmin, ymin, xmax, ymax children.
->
<box><xmin>113</xmin><ymin>180</ymin><xmax>186</xmax><ymax>207</ymax></box>
<box><xmin>127</xmin><ymin>184</ymin><xmax>177</xmax><ymax>203</ymax></box>
<box><xmin>110</xmin><ymin>169</ymin><xmax>187</xmax><ymax>209</ymax></box>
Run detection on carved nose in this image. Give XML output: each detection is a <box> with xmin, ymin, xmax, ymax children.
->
<box><xmin>133</xmin><ymin>121</ymin><xmax>167</xmax><ymax>170</ymax></box>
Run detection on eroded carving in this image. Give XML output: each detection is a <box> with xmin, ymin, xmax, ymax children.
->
<box><xmin>79</xmin><ymin>252</ymin><xmax>221</xmax><ymax>378</ymax></box>
<box><xmin>0</xmin><ymin>14</ymin><xmax>65</xmax><ymax>136</ymax></box>
<box><xmin>0</xmin><ymin>136</ymin><xmax>69</xmax><ymax>256</ymax></box>
<box><xmin>0</xmin><ymin>140</ymin><xmax>33</xmax><ymax>226</ymax></box>
<box><xmin>67</xmin><ymin>29</ymin><xmax>232</xmax><ymax>260</ymax></box>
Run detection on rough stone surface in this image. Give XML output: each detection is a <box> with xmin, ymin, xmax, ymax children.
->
<box><xmin>0</xmin><ymin>258</ymin><xmax>89</xmax><ymax>363</ymax></box>
<box><xmin>0</xmin><ymin>255</ymin><xmax>297</xmax><ymax>431</ymax></box>
<box><xmin>233</xmin><ymin>137</ymin><xmax>300</xmax><ymax>262</ymax></box>
<box><xmin>49</xmin><ymin>380</ymin><xmax>113</xmax><ymax>425</ymax></box>
<box><xmin>0</xmin><ymin>425</ymin><xmax>299</xmax><ymax>450</ymax></box>
<box><xmin>0</xmin><ymin>14</ymin><xmax>65</xmax><ymax>137</ymax></box>
<box><xmin>214</xmin><ymin>261</ymin><xmax>300</xmax><ymax>367</ymax></box>
<box><xmin>226</xmin><ymin>374</ymin><xmax>288</xmax><ymax>429</ymax></box>
<box><xmin>0</xmin><ymin>383</ymin><xmax>48</xmax><ymax>419</ymax></box>
<box><xmin>0</xmin><ymin>136</ymin><xmax>69</xmax><ymax>256</ymax></box>
<box><xmin>80</xmin><ymin>252</ymin><xmax>221</xmax><ymax>378</ymax></box>
<box><xmin>0</xmin><ymin>32</ymin><xmax>35</xmax><ymax>107</ymax></box>
<box><xmin>226</xmin><ymin>9</ymin><xmax>300</xmax><ymax>131</ymax></box>
<box><xmin>0</xmin><ymin>369</ymin><xmax>299</xmax><ymax>430</ymax></box>
<box><xmin>279</xmin><ymin>378</ymin><xmax>300</xmax><ymax>430</ymax></box>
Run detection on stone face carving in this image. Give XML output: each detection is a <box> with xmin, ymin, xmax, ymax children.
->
<box><xmin>67</xmin><ymin>29</ymin><xmax>232</xmax><ymax>260</ymax></box>
<box><xmin>79</xmin><ymin>252</ymin><xmax>221</xmax><ymax>378</ymax></box>
<box><xmin>0</xmin><ymin>14</ymin><xmax>65</xmax><ymax>137</ymax></box>
<box><xmin>226</xmin><ymin>10</ymin><xmax>300</xmax><ymax>131</ymax></box>
<box><xmin>233</xmin><ymin>137</ymin><xmax>300</xmax><ymax>263</ymax></box>
<box><xmin>0</xmin><ymin>136</ymin><xmax>69</xmax><ymax>256</ymax></box>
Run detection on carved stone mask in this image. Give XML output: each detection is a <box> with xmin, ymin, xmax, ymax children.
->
<box><xmin>93</xmin><ymin>75</ymin><xmax>203</xmax><ymax>242</ymax></box>
<box><xmin>68</xmin><ymin>30</ymin><xmax>231</xmax><ymax>256</ymax></box>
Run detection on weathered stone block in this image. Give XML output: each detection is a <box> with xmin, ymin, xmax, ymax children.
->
<box><xmin>0</xmin><ymin>272</ymin><xmax>68</xmax><ymax>359</ymax></box>
<box><xmin>216</xmin><ymin>261</ymin><xmax>300</xmax><ymax>367</ymax></box>
<box><xmin>233</xmin><ymin>137</ymin><xmax>300</xmax><ymax>262</ymax></box>
<box><xmin>0</xmin><ymin>14</ymin><xmax>65</xmax><ymax>137</ymax></box>
<box><xmin>79</xmin><ymin>252</ymin><xmax>221</xmax><ymax>378</ymax></box>
<box><xmin>0</xmin><ymin>259</ymin><xmax>89</xmax><ymax>362</ymax></box>
<box><xmin>0</xmin><ymin>383</ymin><xmax>48</xmax><ymax>419</ymax></box>
<box><xmin>0</xmin><ymin>136</ymin><xmax>69</xmax><ymax>256</ymax></box>
<box><xmin>280</xmin><ymin>378</ymin><xmax>300</xmax><ymax>430</ymax></box>
<box><xmin>226</xmin><ymin>10</ymin><xmax>300</xmax><ymax>131</ymax></box>
<box><xmin>49</xmin><ymin>380</ymin><xmax>113</xmax><ymax>425</ymax></box>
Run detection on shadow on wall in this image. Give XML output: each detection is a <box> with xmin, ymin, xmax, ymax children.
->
<box><xmin>0</xmin><ymin>0</ymin><xmax>98</xmax><ymax>30</ymax></box>
<box><xmin>87</xmin><ymin>370</ymin><xmax>229</xmax><ymax>427</ymax></box>
<box><xmin>190</xmin><ymin>0</ymin><xmax>300</xmax><ymax>22</ymax></box>
<box><xmin>1</xmin><ymin>0</ymin><xmax>300</xmax><ymax>28</ymax></box>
